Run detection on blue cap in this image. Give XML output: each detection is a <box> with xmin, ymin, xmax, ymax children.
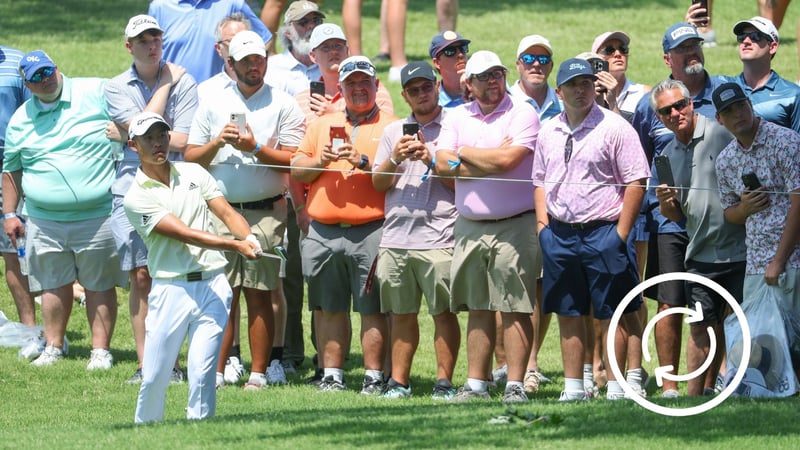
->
<box><xmin>556</xmin><ymin>58</ymin><xmax>596</xmax><ymax>87</ymax></box>
<box><xmin>19</xmin><ymin>50</ymin><xmax>56</xmax><ymax>82</ymax></box>
<box><xmin>662</xmin><ymin>23</ymin><xmax>703</xmax><ymax>53</ymax></box>
<box><xmin>429</xmin><ymin>30</ymin><xmax>471</xmax><ymax>58</ymax></box>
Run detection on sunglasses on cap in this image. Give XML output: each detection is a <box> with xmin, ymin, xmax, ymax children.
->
<box><xmin>472</xmin><ymin>68</ymin><xmax>505</xmax><ymax>82</ymax></box>
<box><xmin>736</xmin><ymin>31</ymin><xmax>770</xmax><ymax>43</ymax></box>
<box><xmin>340</xmin><ymin>60</ymin><xmax>375</xmax><ymax>74</ymax></box>
<box><xmin>439</xmin><ymin>44</ymin><xmax>469</xmax><ymax>58</ymax></box>
<box><xmin>656</xmin><ymin>97</ymin><xmax>691</xmax><ymax>116</ymax></box>
<box><xmin>600</xmin><ymin>45</ymin><xmax>629</xmax><ymax>56</ymax></box>
<box><xmin>519</xmin><ymin>53</ymin><xmax>552</xmax><ymax>65</ymax></box>
<box><xmin>295</xmin><ymin>15</ymin><xmax>323</xmax><ymax>27</ymax></box>
<box><xmin>28</xmin><ymin>67</ymin><xmax>55</xmax><ymax>84</ymax></box>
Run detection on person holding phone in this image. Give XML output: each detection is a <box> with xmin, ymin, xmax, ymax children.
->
<box><xmin>591</xmin><ymin>31</ymin><xmax>651</xmax><ymax>124</ymax></box>
<box><xmin>714</xmin><ymin>82</ymin><xmax>800</xmax><ymax>314</ymax></box>
<box><xmin>651</xmin><ymin>79</ymin><xmax>745</xmax><ymax>397</ymax></box>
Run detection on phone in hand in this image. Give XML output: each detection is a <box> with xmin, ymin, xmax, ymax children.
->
<box><xmin>588</xmin><ymin>58</ymin><xmax>609</xmax><ymax>74</ymax></box>
<box><xmin>230</xmin><ymin>112</ymin><xmax>247</xmax><ymax>135</ymax></box>
<box><xmin>310</xmin><ymin>81</ymin><xmax>325</xmax><ymax>97</ymax></box>
<box><xmin>329</xmin><ymin>125</ymin><xmax>347</xmax><ymax>154</ymax></box>
<box><xmin>742</xmin><ymin>172</ymin><xmax>762</xmax><ymax>190</ymax></box>
<box><xmin>692</xmin><ymin>0</ymin><xmax>709</xmax><ymax>27</ymax></box>
<box><xmin>654</xmin><ymin>155</ymin><xmax>675</xmax><ymax>187</ymax></box>
<box><xmin>402</xmin><ymin>123</ymin><xmax>419</xmax><ymax>139</ymax></box>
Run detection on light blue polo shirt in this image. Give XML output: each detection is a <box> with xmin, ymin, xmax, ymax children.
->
<box><xmin>0</xmin><ymin>46</ymin><xmax>29</xmax><ymax>154</ymax></box>
<box><xmin>3</xmin><ymin>76</ymin><xmax>119</xmax><ymax>221</ymax></box>
<box><xmin>729</xmin><ymin>71</ymin><xmax>800</xmax><ymax>133</ymax></box>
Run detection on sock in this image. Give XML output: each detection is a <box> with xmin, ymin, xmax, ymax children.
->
<box><xmin>249</xmin><ymin>372</ymin><xmax>266</xmax><ymax>384</ymax></box>
<box><xmin>365</xmin><ymin>369</ymin><xmax>383</xmax><ymax>380</ymax></box>
<box><xmin>626</xmin><ymin>368</ymin><xmax>643</xmax><ymax>388</ymax></box>
<box><xmin>467</xmin><ymin>377</ymin><xmax>488</xmax><ymax>392</ymax></box>
<box><xmin>565</xmin><ymin>377</ymin><xmax>584</xmax><ymax>393</ymax></box>
<box><xmin>230</xmin><ymin>345</ymin><xmax>241</xmax><ymax>359</ymax></box>
<box><xmin>607</xmin><ymin>380</ymin><xmax>624</xmax><ymax>394</ymax></box>
<box><xmin>269</xmin><ymin>346</ymin><xmax>284</xmax><ymax>362</ymax></box>
<box><xmin>324</xmin><ymin>368</ymin><xmax>344</xmax><ymax>382</ymax></box>
<box><xmin>506</xmin><ymin>380</ymin><xmax>524</xmax><ymax>391</ymax></box>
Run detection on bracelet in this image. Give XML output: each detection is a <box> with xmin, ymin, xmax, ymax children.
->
<box><xmin>294</xmin><ymin>204</ymin><xmax>306</xmax><ymax>212</ymax></box>
<box><xmin>251</xmin><ymin>143</ymin><xmax>261</xmax><ymax>155</ymax></box>
<box><xmin>388</xmin><ymin>156</ymin><xmax>400</xmax><ymax>166</ymax></box>
<box><xmin>421</xmin><ymin>153</ymin><xmax>436</xmax><ymax>182</ymax></box>
<box><xmin>3</xmin><ymin>212</ymin><xmax>17</xmax><ymax>220</ymax></box>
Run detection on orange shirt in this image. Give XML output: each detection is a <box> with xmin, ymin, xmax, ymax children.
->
<box><xmin>294</xmin><ymin>108</ymin><xmax>398</xmax><ymax>225</ymax></box>
<box><xmin>296</xmin><ymin>80</ymin><xmax>395</xmax><ymax>126</ymax></box>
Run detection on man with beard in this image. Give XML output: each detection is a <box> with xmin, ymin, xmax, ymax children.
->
<box><xmin>186</xmin><ymin>30</ymin><xmax>306</xmax><ymax>389</ymax></box>
<box><xmin>429</xmin><ymin>30</ymin><xmax>471</xmax><ymax>108</ymax></box>
<box><xmin>434</xmin><ymin>51</ymin><xmax>540</xmax><ymax>403</ymax></box>
<box><xmin>631</xmin><ymin>22</ymin><xmax>726</xmax><ymax>397</ymax></box>
<box><xmin>266</xmin><ymin>1</ymin><xmax>324</xmax><ymax>96</ymax></box>
<box><xmin>511</xmin><ymin>34</ymin><xmax>561</xmax><ymax>122</ymax></box>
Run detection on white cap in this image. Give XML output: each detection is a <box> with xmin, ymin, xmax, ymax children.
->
<box><xmin>310</xmin><ymin>23</ymin><xmax>347</xmax><ymax>50</ymax></box>
<box><xmin>229</xmin><ymin>30</ymin><xmax>266</xmax><ymax>61</ymax></box>
<box><xmin>516</xmin><ymin>35</ymin><xmax>553</xmax><ymax>57</ymax></box>
<box><xmin>128</xmin><ymin>112</ymin><xmax>171</xmax><ymax>139</ymax></box>
<box><xmin>465</xmin><ymin>50</ymin><xmax>507</xmax><ymax>78</ymax></box>
<box><xmin>338</xmin><ymin>55</ymin><xmax>376</xmax><ymax>82</ymax></box>
<box><xmin>125</xmin><ymin>15</ymin><xmax>162</xmax><ymax>39</ymax></box>
<box><xmin>592</xmin><ymin>31</ymin><xmax>630</xmax><ymax>54</ymax></box>
<box><xmin>733</xmin><ymin>16</ymin><xmax>779</xmax><ymax>43</ymax></box>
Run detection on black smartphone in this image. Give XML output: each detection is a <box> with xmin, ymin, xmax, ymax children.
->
<box><xmin>402</xmin><ymin>123</ymin><xmax>419</xmax><ymax>137</ymax></box>
<box><xmin>692</xmin><ymin>0</ymin><xmax>709</xmax><ymax>27</ymax></box>
<box><xmin>589</xmin><ymin>58</ymin><xmax>609</xmax><ymax>74</ymax></box>
<box><xmin>310</xmin><ymin>81</ymin><xmax>325</xmax><ymax>97</ymax></box>
<box><xmin>742</xmin><ymin>172</ymin><xmax>762</xmax><ymax>190</ymax></box>
<box><xmin>654</xmin><ymin>155</ymin><xmax>675</xmax><ymax>187</ymax></box>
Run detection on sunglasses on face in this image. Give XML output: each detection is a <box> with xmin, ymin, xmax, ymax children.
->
<box><xmin>656</xmin><ymin>97</ymin><xmax>691</xmax><ymax>116</ymax></box>
<box><xmin>295</xmin><ymin>15</ymin><xmax>323</xmax><ymax>27</ymax></box>
<box><xmin>439</xmin><ymin>45</ymin><xmax>468</xmax><ymax>58</ymax></box>
<box><xmin>600</xmin><ymin>45</ymin><xmax>629</xmax><ymax>56</ymax></box>
<box><xmin>671</xmin><ymin>42</ymin><xmax>702</xmax><ymax>54</ymax></box>
<box><xmin>472</xmin><ymin>69</ymin><xmax>505</xmax><ymax>82</ymax></box>
<box><xmin>736</xmin><ymin>31</ymin><xmax>769</xmax><ymax>43</ymax></box>
<box><xmin>519</xmin><ymin>53</ymin><xmax>552</xmax><ymax>65</ymax></box>
<box><xmin>405</xmin><ymin>81</ymin><xmax>435</xmax><ymax>97</ymax></box>
<box><xmin>28</xmin><ymin>67</ymin><xmax>55</xmax><ymax>83</ymax></box>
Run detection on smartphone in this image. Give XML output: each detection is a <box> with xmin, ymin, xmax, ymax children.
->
<box><xmin>589</xmin><ymin>58</ymin><xmax>609</xmax><ymax>74</ymax></box>
<box><xmin>692</xmin><ymin>0</ymin><xmax>709</xmax><ymax>27</ymax></box>
<box><xmin>742</xmin><ymin>172</ymin><xmax>762</xmax><ymax>190</ymax></box>
<box><xmin>329</xmin><ymin>125</ymin><xmax>347</xmax><ymax>153</ymax></box>
<box><xmin>230</xmin><ymin>112</ymin><xmax>247</xmax><ymax>135</ymax></box>
<box><xmin>402</xmin><ymin>123</ymin><xmax>419</xmax><ymax>139</ymax></box>
<box><xmin>654</xmin><ymin>155</ymin><xmax>675</xmax><ymax>187</ymax></box>
<box><xmin>310</xmin><ymin>81</ymin><xmax>325</xmax><ymax>97</ymax></box>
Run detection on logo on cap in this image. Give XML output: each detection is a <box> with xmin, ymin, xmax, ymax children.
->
<box><xmin>442</xmin><ymin>30</ymin><xmax>458</xmax><ymax>41</ymax></box>
<box><xmin>670</xmin><ymin>26</ymin><xmax>696</xmax><ymax>40</ymax></box>
<box><xmin>719</xmin><ymin>89</ymin><xmax>736</xmax><ymax>102</ymax></box>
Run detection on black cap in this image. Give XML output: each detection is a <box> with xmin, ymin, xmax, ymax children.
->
<box><xmin>400</xmin><ymin>61</ymin><xmax>437</xmax><ymax>87</ymax></box>
<box><xmin>713</xmin><ymin>82</ymin><xmax>748</xmax><ymax>113</ymax></box>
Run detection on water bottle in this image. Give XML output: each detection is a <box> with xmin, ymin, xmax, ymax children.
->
<box><xmin>17</xmin><ymin>245</ymin><xmax>27</xmax><ymax>276</ymax></box>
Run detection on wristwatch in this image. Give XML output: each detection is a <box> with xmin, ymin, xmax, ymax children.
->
<box><xmin>358</xmin><ymin>154</ymin><xmax>369</xmax><ymax>170</ymax></box>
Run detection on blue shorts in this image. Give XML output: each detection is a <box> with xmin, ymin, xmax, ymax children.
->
<box><xmin>539</xmin><ymin>221</ymin><xmax>641</xmax><ymax>319</ymax></box>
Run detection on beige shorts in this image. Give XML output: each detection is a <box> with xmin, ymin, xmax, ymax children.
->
<box><xmin>377</xmin><ymin>247</ymin><xmax>453</xmax><ymax>315</ymax></box>
<box><xmin>450</xmin><ymin>213</ymin><xmax>541</xmax><ymax>313</ymax></box>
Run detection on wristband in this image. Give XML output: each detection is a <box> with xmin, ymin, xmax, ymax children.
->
<box><xmin>421</xmin><ymin>153</ymin><xmax>436</xmax><ymax>182</ymax></box>
<box><xmin>251</xmin><ymin>143</ymin><xmax>261</xmax><ymax>155</ymax></box>
<box><xmin>388</xmin><ymin>156</ymin><xmax>400</xmax><ymax>166</ymax></box>
<box><xmin>3</xmin><ymin>212</ymin><xmax>17</xmax><ymax>220</ymax></box>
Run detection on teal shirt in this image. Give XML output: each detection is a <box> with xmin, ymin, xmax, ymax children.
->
<box><xmin>3</xmin><ymin>76</ymin><xmax>119</xmax><ymax>221</ymax></box>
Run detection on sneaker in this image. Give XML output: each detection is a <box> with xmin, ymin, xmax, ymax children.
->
<box><xmin>383</xmin><ymin>382</ymin><xmax>411</xmax><ymax>399</ymax></box>
<box><xmin>360</xmin><ymin>375</ymin><xmax>385</xmax><ymax>395</ymax></box>
<box><xmin>170</xmin><ymin>368</ymin><xmax>185</xmax><ymax>384</ymax></box>
<box><xmin>523</xmin><ymin>370</ymin><xmax>541</xmax><ymax>393</ymax></box>
<box><xmin>31</xmin><ymin>344</ymin><xmax>63</xmax><ymax>367</ymax></box>
<box><xmin>491</xmin><ymin>364</ymin><xmax>508</xmax><ymax>386</ymax></box>
<box><xmin>606</xmin><ymin>391</ymin><xmax>627</xmax><ymax>401</ymax></box>
<box><xmin>502</xmin><ymin>384</ymin><xmax>529</xmax><ymax>403</ymax></box>
<box><xmin>281</xmin><ymin>360</ymin><xmax>297</xmax><ymax>375</ymax></box>
<box><xmin>662</xmin><ymin>389</ymin><xmax>680</xmax><ymax>399</ymax></box>
<box><xmin>372</xmin><ymin>52</ymin><xmax>390</xmax><ymax>63</ymax></box>
<box><xmin>306</xmin><ymin>368</ymin><xmax>324</xmax><ymax>386</ymax></box>
<box><xmin>223</xmin><ymin>356</ymin><xmax>245</xmax><ymax>384</ymax></box>
<box><xmin>318</xmin><ymin>375</ymin><xmax>346</xmax><ymax>392</ymax></box>
<box><xmin>450</xmin><ymin>383</ymin><xmax>491</xmax><ymax>402</ymax></box>
<box><xmin>388</xmin><ymin>66</ymin><xmax>402</xmax><ymax>83</ymax></box>
<box><xmin>533</xmin><ymin>370</ymin><xmax>552</xmax><ymax>384</ymax></box>
<box><xmin>127</xmin><ymin>368</ymin><xmax>144</xmax><ymax>384</ymax></box>
<box><xmin>432</xmin><ymin>379</ymin><xmax>457</xmax><ymax>400</ymax></box>
<box><xmin>87</xmin><ymin>348</ymin><xmax>113</xmax><ymax>371</ymax></box>
<box><xmin>559</xmin><ymin>390</ymin><xmax>590</xmax><ymax>402</ymax></box>
<box><xmin>584</xmin><ymin>380</ymin><xmax>600</xmax><ymax>399</ymax></box>
<box><xmin>267</xmin><ymin>359</ymin><xmax>288</xmax><ymax>385</ymax></box>
<box><xmin>714</xmin><ymin>373</ymin><xmax>725</xmax><ymax>394</ymax></box>
<box><xmin>243</xmin><ymin>380</ymin><xmax>267</xmax><ymax>391</ymax></box>
<box><xmin>19</xmin><ymin>336</ymin><xmax>46</xmax><ymax>360</ymax></box>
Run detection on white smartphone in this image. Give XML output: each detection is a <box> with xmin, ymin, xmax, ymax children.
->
<box><xmin>230</xmin><ymin>112</ymin><xmax>247</xmax><ymax>135</ymax></box>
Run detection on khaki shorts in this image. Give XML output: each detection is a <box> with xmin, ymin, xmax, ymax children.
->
<box><xmin>450</xmin><ymin>213</ymin><xmax>541</xmax><ymax>313</ymax></box>
<box><xmin>377</xmin><ymin>247</ymin><xmax>453</xmax><ymax>315</ymax></box>
<box><xmin>212</xmin><ymin>200</ymin><xmax>287</xmax><ymax>291</ymax></box>
<box><xmin>26</xmin><ymin>215</ymin><xmax>126</xmax><ymax>292</ymax></box>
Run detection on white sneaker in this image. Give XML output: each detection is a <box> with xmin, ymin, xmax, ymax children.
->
<box><xmin>19</xmin><ymin>336</ymin><xmax>46</xmax><ymax>360</ymax></box>
<box><xmin>31</xmin><ymin>345</ymin><xmax>63</xmax><ymax>367</ymax></box>
<box><xmin>223</xmin><ymin>356</ymin><xmax>245</xmax><ymax>384</ymax></box>
<box><xmin>87</xmin><ymin>348</ymin><xmax>113</xmax><ymax>370</ymax></box>
<box><xmin>388</xmin><ymin>66</ymin><xmax>402</xmax><ymax>83</ymax></box>
<box><xmin>267</xmin><ymin>359</ymin><xmax>288</xmax><ymax>385</ymax></box>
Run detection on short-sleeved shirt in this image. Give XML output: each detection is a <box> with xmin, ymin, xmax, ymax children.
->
<box><xmin>438</xmin><ymin>87</ymin><xmax>464</xmax><ymax>108</ymax></box>
<box><xmin>148</xmin><ymin>0</ymin><xmax>272</xmax><ymax>84</ymax></box>
<box><xmin>105</xmin><ymin>60</ymin><xmax>198</xmax><ymax>195</ymax></box>
<box><xmin>124</xmin><ymin>161</ymin><xmax>228</xmax><ymax>278</ymax></box>
<box><xmin>0</xmin><ymin>46</ymin><xmax>29</xmax><ymax>153</ymax></box>
<box><xmin>374</xmin><ymin>109</ymin><xmax>456</xmax><ymax>249</ymax></box>
<box><xmin>188</xmin><ymin>82</ymin><xmax>305</xmax><ymax>202</ymax></box>
<box><xmin>509</xmin><ymin>81</ymin><xmax>562</xmax><ymax>122</ymax></box>
<box><xmin>715</xmin><ymin>119</ymin><xmax>800</xmax><ymax>274</ymax></box>
<box><xmin>294</xmin><ymin>107</ymin><xmax>397</xmax><ymax>225</ymax></box>
<box><xmin>437</xmin><ymin>94</ymin><xmax>539</xmax><ymax>220</ymax></box>
<box><xmin>728</xmin><ymin>71</ymin><xmax>800</xmax><ymax>133</ymax></box>
<box><xmin>295</xmin><ymin>79</ymin><xmax>395</xmax><ymax>126</ymax></box>
<box><xmin>533</xmin><ymin>103</ymin><xmax>650</xmax><ymax>223</ymax></box>
<box><xmin>4</xmin><ymin>76</ymin><xmax>119</xmax><ymax>221</ymax></box>
<box><xmin>266</xmin><ymin>51</ymin><xmax>321</xmax><ymax>97</ymax></box>
<box><xmin>662</xmin><ymin>115</ymin><xmax>746</xmax><ymax>263</ymax></box>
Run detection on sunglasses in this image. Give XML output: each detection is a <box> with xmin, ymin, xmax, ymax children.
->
<box><xmin>405</xmin><ymin>81</ymin><xmax>435</xmax><ymax>97</ymax></box>
<box><xmin>439</xmin><ymin>45</ymin><xmax>468</xmax><ymax>58</ymax></box>
<box><xmin>295</xmin><ymin>15</ymin><xmax>323</xmax><ymax>27</ymax></box>
<box><xmin>564</xmin><ymin>134</ymin><xmax>573</xmax><ymax>164</ymax></box>
<box><xmin>671</xmin><ymin>42</ymin><xmax>702</xmax><ymax>54</ymax></box>
<box><xmin>339</xmin><ymin>60</ymin><xmax>376</xmax><ymax>75</ymax></box>
<box><xmin>472</xmin><ymin>69</ymin><xmax>505</xmax><ymax>82</ymax></box>
<box><xmin>736</xmin><ymin>31</ymin><xmax>769</xmax><ymax>43</ymax></box>
<box><xmin>519</xmin><ymin>53</ymin><xmax>552</xmax><ymax>65</ymax></box>
<box><xmin>600</xmin><ymin>45</ymin><xmax>629</xmax><ymax>56</ymax></box>
<box><xmin>656</xmin><ymin>97</ymin><xmax>691</xmax><ymax>116</ymax></box>
<box><xmin>28</xmin><ymin>67</ymin><xmax>55</xmax><ymax>83</ymax></box>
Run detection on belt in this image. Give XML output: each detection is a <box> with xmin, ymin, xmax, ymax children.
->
<box><xmin>476</xmin><ymin>210</ymin><xmax>534</xmax><ymax>223</ymax></box>
<box><xmin>549</xmin><ymin>216</ymin><xmax>616</xmax><ymax>231</ymax></box>
<box><xmin>160</xmin><ymin>269</ymin><xmax>222</xmax><ymax>282</ymax></box>
<box><xmin>233</xmin><ymin>193</ymin><xmax>285</xmax><ymax>210</ymax></box>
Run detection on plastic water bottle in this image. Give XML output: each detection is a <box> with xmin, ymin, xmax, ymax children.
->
<box><xmin>17</xmin><ymin>245</ymin><xmax>27</xmax><ymax>276</ymax></box>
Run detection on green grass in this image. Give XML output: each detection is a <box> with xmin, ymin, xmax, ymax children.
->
<box><xmin>2</xmin><ymin>0</ymin><xmax>800</xmax><ymax>448</ymax></box>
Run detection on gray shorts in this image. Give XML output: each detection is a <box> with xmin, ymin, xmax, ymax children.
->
<box><xmin>111</xmin><ymin>195</ymin><xmax>148</xmax><ymax>271</ymax></box>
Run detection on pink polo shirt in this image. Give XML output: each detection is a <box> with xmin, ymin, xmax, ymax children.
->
<box><xmin>532</xmin><ymin>103</ymin><xmax>650</xmax><ymax>223</ymax></box>
<box><xmin>436</xmin><ymin>94</ymin><xmax>539</xmax><ymax>220</ymax></box>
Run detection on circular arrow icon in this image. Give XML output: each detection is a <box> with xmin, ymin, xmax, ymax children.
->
<box><xmin>606</xmin><ymin>272</ymin><xmax>751</xmax><ymax>417</ymax></box>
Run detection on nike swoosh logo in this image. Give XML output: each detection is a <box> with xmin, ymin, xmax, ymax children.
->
<box><xmin>408</xmin><ymin>67</ymin><xmax>420</xmax><ymax>75</ymax></box>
